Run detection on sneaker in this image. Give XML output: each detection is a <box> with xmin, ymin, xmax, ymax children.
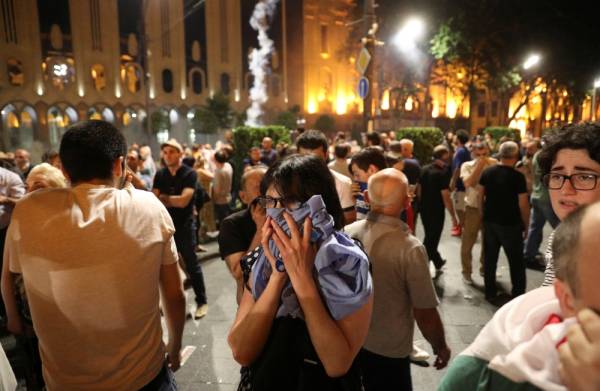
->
<box><xmin>196</xmin><ymin>244</ymin><xmax>208</xmax><ymax>252</ymax></box>
<box><xmin>206</xmin><ymin>231</ymin><xmax>219</xmax><ymax>239</ymax></box>
<box><xmin>194</xmin><ymin>304</ymin><xmax>208</xmax><ymax>319</ymax></box>
<box><xmin>410</xmin><ymin>345</ymin><xmax>430</xmax><ymax>362</ymax></box>
<box><xmin>451</xmin><ymin>225</ymin><xmax>462</xmax><ymax>237</ymax></box>
<box><xmin>462</xmin><ymin>275</ymin><xmax>474</xmax><ymax>285</ymax></box>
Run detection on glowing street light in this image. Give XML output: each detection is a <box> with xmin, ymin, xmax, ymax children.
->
<box><xmin>393</xmin><ymin>17</ymin><xmax>425</xmax><ymax>52</ymax></box>
<box><xmin>523</xmin><ymin>54</ymin><xmax>541</xmax><ymax>70</ymax></box>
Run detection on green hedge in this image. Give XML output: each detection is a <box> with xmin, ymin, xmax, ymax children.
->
<box><xmin>483</xmin><ymin>127</ymin><xmax>521</xmax><ymax>145</ymax></box>
<box><xmin>394</xmin><ymin>127</ymin><xmax>444</xmax><ymax>164</ymax></box>
<box><xmin>231</xmin><ymin>125</ymin><xmax>291</xmax><ymax>196</ymax></box>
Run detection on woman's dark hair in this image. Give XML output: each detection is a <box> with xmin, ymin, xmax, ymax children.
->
<box><xmin>538</xmin><ymin>122</ymin><xmax>600</xmax><ymax>176</ymax></box>
<box><xmin>59</xmin><ymin>120</ymin><xmax>127</xmax><ymax>184</ymax></box>
<box><xmin>263</xmin><ymin>154</ymin><xmax>344</xmax><ymax>229</ymax></box>
<box><xmin>349</xmin><ymin>146</ymin><xmax>387</xmax><ymax>175</ymax></box>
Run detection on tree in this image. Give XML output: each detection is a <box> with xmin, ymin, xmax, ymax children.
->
<box><xmin>191</xmin><ymin>92</ymin><xmax>234</xmax><ymax>134</ymax></box>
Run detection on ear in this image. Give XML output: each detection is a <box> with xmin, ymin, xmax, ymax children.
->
<box><xmin>60</xmin><ymin>166</ymin><xmax>71</xmax><ymax>183</ymax></box>
<box><xmin>364</xmin><ymin>189</ymin><xmax>370</xmax><ymax>204</ymax></box>
<box><xmin>113</xmin><ymin>156</ymin><xmax>125</xmax><ymax>178</ymax></box>
<box><xmin>239</xmin><ymin>190</ymin><xmax>248</xmax><ymax>204</ymax></box>
<box><xmin>367</xmin><ymin>164</ymin><xmax>379</xmax><ymax>175</ymax></box>
<box><xmin>554</xmin><ymin>280</ymin><xmax>577</xmax><ymax>318</ymax></box>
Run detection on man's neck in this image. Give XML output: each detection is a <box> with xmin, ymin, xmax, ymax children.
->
<box><xmin>72</xmin><ymin>178</ymin><xmax>115</xmax><ymax>187</ymax></box>
<box><xmin>500</xmin><ymin>159</ymin><xmax>515</xmax><ymax>167</ymax></box>
<box><xmin>17</xmin><ymin>163</ymin><xmax>29</xmax><ymax>172</ymax></box>
<box><xmin>167</xmin><ymin>163</ymin><xmax>181</xmax><ymax>176</ymax></box>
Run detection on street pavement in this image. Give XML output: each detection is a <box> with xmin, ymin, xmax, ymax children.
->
<box><xmin>1</xmin><ymin>214</ymin><xmax>551</xmax><ymax>390</ymax></box>
<box><xmin>173</xmin><ymin>214</ymin><xmax>550</xmax><ymax>391</ymax></box>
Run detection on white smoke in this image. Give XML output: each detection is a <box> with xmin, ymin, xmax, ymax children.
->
<box><xmin>245</xmin><ymin>0</ymin><xmax>280</xmax><ymax>127</ymax></box>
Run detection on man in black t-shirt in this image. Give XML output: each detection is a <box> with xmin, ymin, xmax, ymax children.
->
<box><xmin>479</xmin><ymin>141</ymin><xmax>530</xmax><ymax>302</ymax></box>
<box><xmin>153</xmin><ymin>139</ymin><xmax>208</xmax><ymax>319</ymax></box>
<box><xmin>419</xmin><ymin>146</ymin><xmax>458</xmax><ymax>273</ymax></box>
<box><xmin>218</xmin><ymin>167</ymin><xmax>266</xmax><ymax>304</ymax></box>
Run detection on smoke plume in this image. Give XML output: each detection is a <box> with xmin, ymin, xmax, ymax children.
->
<box><xmin>245</xmin><ymin>0</ymin><xmax>279</xmax><ymax>127</ymax></box>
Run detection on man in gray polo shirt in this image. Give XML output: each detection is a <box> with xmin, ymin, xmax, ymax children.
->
<box><xmin>345</xmin><ymin>168</ymin><xmax>450</xmax><ymax>390</ymax></box>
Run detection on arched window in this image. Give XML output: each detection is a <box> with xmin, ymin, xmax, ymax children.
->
<box><xmin>220</xmin><ymin>73</ymin><xmax>231</xmax><ymax>95</ymax></box>
<box><xmin>7</xmin><ymin>58</ymin><xmax>24</xmax><ymax>86</ymax></box>
<box><xmin>48</xmin><ymin>107</ymin><xmax>65</xmax><ymax>148</ymax></box>
<box><xmin>90</xmin><ymin>64</ymin><xmax>106</xmax><ymax>91</ymax></box>
<box><xmin>88</xmin><ymin>107</ymin><xmax>102</xmax><ymax>120</ymax></box>
<box><xmin>43</xmin><ymin>57</ymin><xmax>76</xmax><ymax>90</ymax></box>
<box><xmin>162</xmin><ymin>69</ymin><xmax>174</xmax><ymax>93</ymax></box>
<box><xmin>191</xmin><ymin>70</ymin><xmax>203</xmax><ymax>95</ymax></box>
<box><xmin>102</xmin><ymin>108</ymin><xmax>115</xmax><ymax>123</ymax></box>
<box><xmin>120</xmin><ymin>63</ymin><xmax>142</xmax><ymax>93</ymax></box>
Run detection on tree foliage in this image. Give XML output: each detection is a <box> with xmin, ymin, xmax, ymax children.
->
<box><xmin>191</xmin><ymin>92</ymin><xmax>234</xmax><ymax>134</ymax></box>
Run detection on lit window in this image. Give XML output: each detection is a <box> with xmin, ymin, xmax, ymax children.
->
<box><xmin>90</xmin><ymin>64</ymin><xmax>106</xmax><ymax>91</ymax></box>
<box><xmin>7</xmin><ymin>58</ymin><xmax>24</xmax><ymax>86</ymax></box>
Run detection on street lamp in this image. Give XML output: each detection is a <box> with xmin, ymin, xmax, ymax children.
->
<box><xmin>523</xmin><ymin>54</ymin><xmax>541</xmax><ymax>70</ymax></box>
<box><xmin>591</xmin><ymin>77</ymin><xmax>600</xmax><ymax>121</ymax></box>
<box><xmin>393</xmin><ymin>17</ymin><xmax>425</xmax><ymax>53</ymax></box>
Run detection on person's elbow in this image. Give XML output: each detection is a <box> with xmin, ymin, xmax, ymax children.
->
<box><xmin>228</xmin><ymin>333</ymin><xmax>257</xmax><ymax>367</ymax></box>
<box><xmin>323</xmin><ymin>358</ymin><xmax>354</xmax><ymax>378</ymax></box>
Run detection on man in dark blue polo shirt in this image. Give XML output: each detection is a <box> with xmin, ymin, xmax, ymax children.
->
<box><xmin>153</xmin><ymin>139</ymin><xmax>208</xmax><ymax>319</ymax></box>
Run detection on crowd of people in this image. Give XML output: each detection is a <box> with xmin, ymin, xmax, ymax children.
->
<box><xmin>0</xmin><ymin>119</ymin><xmax>599</xmax><ymax>390</ymax></box>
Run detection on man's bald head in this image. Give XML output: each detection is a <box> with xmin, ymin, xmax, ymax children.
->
<box><xmin>367</xmin><ymin>168</ymin><xmax>408</xmax><ymax>215</ymax></box>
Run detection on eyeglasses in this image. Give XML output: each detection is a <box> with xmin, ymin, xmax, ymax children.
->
<box><xmin>543</xmin><ymin>173</ymin><xmax>600</xmax><ymax>191</ymax></box>
<box><xmin>254</xmin><ymin>195</ymin><xmax>300</xmax><ymax>210</ymax></box>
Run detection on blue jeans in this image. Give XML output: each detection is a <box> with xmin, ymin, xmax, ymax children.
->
<box><xmin>524</xmin><ymin>198</ymin><xmax>560</xmax><ymax>260</ymax></box>
<box><xmin>174</xmin><ymin>218</ymin><xmax>207</xmax><ymax>306</ymax></box>
<box><xmin>139</xmin><ymin>363</ymin><xmax>177</xmax><ymax>390</ymax></box>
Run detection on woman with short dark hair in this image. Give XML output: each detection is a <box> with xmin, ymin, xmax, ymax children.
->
<box><xmin>228</xmin><ymin>154</ymin><xmax>373</xmax><ymax>390</ymax></box>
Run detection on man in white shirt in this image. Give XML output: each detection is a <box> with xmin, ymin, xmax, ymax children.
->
<box><xmin>459</xmin><ymin>140</ymin><xmax>497</xmax><ymax>284</ymax></box>
<box><xmin>4</xmin><ymin>120</ymin><xmax>185</xmax><ymax>390</ymax></box>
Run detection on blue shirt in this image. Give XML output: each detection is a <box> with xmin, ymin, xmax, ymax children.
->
<box><xmin>452</xmin><ymin>146</ymin><xmax>471</xmax><ymax>192</ymax></box>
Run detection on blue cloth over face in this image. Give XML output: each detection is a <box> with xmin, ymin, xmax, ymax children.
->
<box><xmin>251</xmin><ymin>195</ymin><xmax>372</xmax><ymax>320</ymax></box>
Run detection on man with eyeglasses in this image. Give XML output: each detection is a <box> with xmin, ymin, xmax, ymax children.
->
<box><xmin>478</xmin><ymin>141</ymin><xmax>530</xmax><ymax>303</ymax></box>
<box><xmin>536</xmin><ymin>122</ymin><xmax>600</xmax><ymax>287</ymax></box>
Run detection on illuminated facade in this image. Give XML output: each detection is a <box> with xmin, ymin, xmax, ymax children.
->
<box><xmin>0</xmin><ymin>0</ymin><xmax>359</xmax><ymax>159</ymax></box>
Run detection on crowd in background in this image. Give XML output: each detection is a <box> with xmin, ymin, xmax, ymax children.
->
<box><xmin>0</xmin><ymin>121</ymin><xmax>599</xmax><ymax>390</ymax></box>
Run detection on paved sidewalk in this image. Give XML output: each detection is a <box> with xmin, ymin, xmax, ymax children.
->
<box><xmin>173</xmin><ymin>216</ymin><xmax>550</xmax><ymax>390</ymax></box>
<box><xmin>1</xmin><ymin>215</ymin><xmax>551</xmax><ymax>390</ymax></box>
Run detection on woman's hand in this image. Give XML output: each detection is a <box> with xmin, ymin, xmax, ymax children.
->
<box><xmin>261</xmin><ymin>217</ymin><xmax>288</xmax><ymax>283</ymax></box>
<box><xmin>269</xmin><ymin>212</ymin><xmax>317</xmax><ymax>292</ymax></box>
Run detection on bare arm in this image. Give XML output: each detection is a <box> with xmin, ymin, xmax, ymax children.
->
<box><xmin>224</xmin><ymin>252</ymin><xmax>245</xmax><ymax>304</ymax></box>
<box><xmin>159</xmin><ymin>261</ymin><xmax>186</xmax><ymax>371</ymax></box>
<box><xmin>1</xmin><ymin>257</ymin><xmax>22</xmax><ymax>335</ymax></box>
<box><xmin>518</xmin><ymin>193</ymin><xmax>530</xmax><ymax>234</ymax></box>
<box><xmin>270</xmin><ymin>214</ymin><xmax>373</xmax><ymax>377</ymax></box>
<box><xmin>462</xmin><ymin>159</ymin><xmax>486</xmax><ymax>188</ymax></box>
<box><xmin>228</xmin><ymin>273</ymin><xmax>287</xmax><ymax>366</ymax></box>
<box><xmin>159</xmin><ymin>187</ymin><xmax>195</xmax><ymax>208</ymax></box>
<box><xmin>413</xmin><ymin>307</ymin><xmax>450</xmax><ymax>369</ymax></box>
<box><xmin>296</xmin><ymin>278</ymin><xmax>373</xmax><ymax>377</ymax></box>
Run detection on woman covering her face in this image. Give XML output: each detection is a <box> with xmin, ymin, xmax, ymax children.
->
<box><xmin>228</xmin><ymin>154</ymin><xmax>373</xmax><ymax>390</ymax></box>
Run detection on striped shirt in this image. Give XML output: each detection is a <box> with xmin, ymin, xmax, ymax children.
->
<box><xmin>541</xmin><ymin>231</ymin><xmax>555</xmax><ymax>287</ymax></box>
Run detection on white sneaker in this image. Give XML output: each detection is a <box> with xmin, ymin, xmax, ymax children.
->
<box><xmin>206</xmin><ymin>231</ymin><xmax>219</xmax><ymax>239</ymax></box>
<box><xmin>410</xmin><ymin>345</ymin><xmax>430</xmax><ymax>362</ymax></box>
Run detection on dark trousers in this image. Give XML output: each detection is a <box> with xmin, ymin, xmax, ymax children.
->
<box><xmin>139</xmin><ymin>362</ymin><xmax>178</xmax><ymax>390</ymax></box>
<box><xmin>358</xmin><ymin>349</ymin><xmax>412</xmax><ymax>391</ymax></box>
<box><xmin>483</xmin><ymin>222</ymin><xmax>526</xmax><ymax>298</ymax></box>
<box><xmin>174</xmin><ymin>219</ymin><xmax>207</xmax><ymax>306</ymax></box>
<box><xmin>421</xmin><ymin>210</ymin><xmax>445</xmax><ymax>269</ymax></box>
<box><xmin>214</xmin><ymin>203</ymin><xmax>231</xmax><ymax>227</ymax></box>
